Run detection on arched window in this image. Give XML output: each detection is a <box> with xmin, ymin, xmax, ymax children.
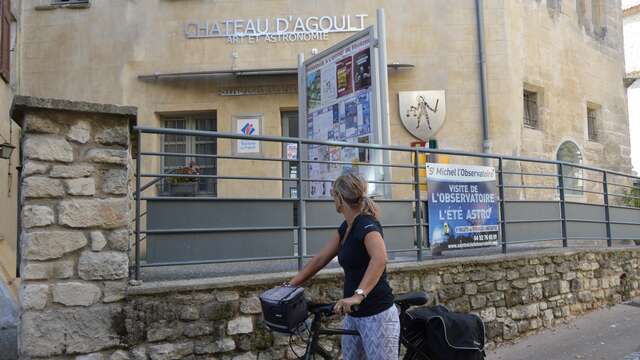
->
<box><xmin>557</xmin><ymin>141</ymin><xmax>583</xmax><ymax>195</ymax></box>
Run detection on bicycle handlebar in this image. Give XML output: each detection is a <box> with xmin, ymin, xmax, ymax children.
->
<box><xmin>306</xmin><ymin>291</ymin><xmax>428</xmax><ymax>317</ymax></box>
<box><xmin>308</xmin><ymin>301</ymin><xmax>360</xmax><ymax>316</ymax></box>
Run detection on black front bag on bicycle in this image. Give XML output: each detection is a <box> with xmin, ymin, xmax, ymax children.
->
<box><xmin>402</xmin><ymin>305</ymin><xmax>485</xmax><ymax>360</ymax></box>
<box><xmin>260</xmin><ymin>285</ymin><xmax>308</xmax><ymax>334</ymax></box>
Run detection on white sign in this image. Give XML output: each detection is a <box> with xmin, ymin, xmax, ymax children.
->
<box><xmin>236</xmin><ymin>117</ymin><xmax>261</xmax><ymax>154</ymax></box>
<box><xmin>185</xmin><ymin>14</ymin><xmax>369</xmax><ymax>44</ymax></box>
<box><xmin>426</xmin><ymin>163</ymin><xmax>496</xmax><ymax>182</ymax></box>
<box><xmin>398</xmin><ymin>91</ymin><xmax>446</xmax><ymax>141</ymax></box>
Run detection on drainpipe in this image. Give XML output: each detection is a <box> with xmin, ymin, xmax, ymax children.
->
<box><xmin>475</xmin><ymin>0</ymin><xmax>491</xmax><ymax>164</ymax></box>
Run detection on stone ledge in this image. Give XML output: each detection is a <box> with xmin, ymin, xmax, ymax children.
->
<box><xmin>34</xmin><ymin>2</ymin><xmax>90</xmax><ymax>11</ymax></box>
<box><xmin>128</xmin><ymin>247</ymin><xmax>640</xmax><ymax>296</ymax></box>
<box><xmin>10</xmin><ymin>96</ymin><xmax>137</xmax><ymax>127</ymax></box>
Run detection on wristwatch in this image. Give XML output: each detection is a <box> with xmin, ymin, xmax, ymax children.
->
<box><xmin>354</xmin><ymin>288</ymin><xmax>366</xmax><ymax>299</ymax></box>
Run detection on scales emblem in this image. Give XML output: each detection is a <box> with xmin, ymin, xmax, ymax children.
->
<box><xmin>398</xmin><ymin>91</ymin><xmax>446</xmax><ymax>141</ymax></box>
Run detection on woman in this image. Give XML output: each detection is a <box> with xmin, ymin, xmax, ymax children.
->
<box><xmin>288</xmin><ymin>172</ymin><xmax>399</xmax><ymax>360</ymax></box>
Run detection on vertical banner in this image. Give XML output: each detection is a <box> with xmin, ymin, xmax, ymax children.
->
<box><xmin>300</xmin><ymin>27</ymin><xmax>380</xmax><ymax>198</ymax></box>
<box><xmin>426</xmin><ymin>163</ymin><xmax>499</xmax><ymax>249</ymax></box>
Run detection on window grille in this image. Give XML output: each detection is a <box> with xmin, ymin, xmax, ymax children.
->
<box><xmin>587</xmin><ymin>108</ymin><xmax>598</xmax><ymax>142</ymax></box>
<box><xmin>523</xmin><ymin>90</ymin><xmax>538</xmax><ymax>128</ymax></box>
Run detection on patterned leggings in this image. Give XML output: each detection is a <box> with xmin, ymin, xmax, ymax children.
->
<box><xmin>342</xmin><ymin>305</ymin><xmax>400</xmax><ymax>360</ymax></box>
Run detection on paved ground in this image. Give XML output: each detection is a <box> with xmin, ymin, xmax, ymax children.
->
<box><xmin>488</xmin><ymin>299</ymin><xmax>640</xmax><ymax>360</ymax></box>
<box><xmin>0</xmin><ymin>327</ymin><xmax>16</xmax><ymax>360</ymax></box>
<box><xmin>0</xmin><ymin>281</ymin><xmax>17</xmax><ymax>360</ymax></box>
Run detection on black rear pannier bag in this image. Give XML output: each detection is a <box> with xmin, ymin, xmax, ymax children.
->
<box><xmin>401</xmin><ymin>305</ymin><xmax>485</xmax><ymax>360</ymax></box>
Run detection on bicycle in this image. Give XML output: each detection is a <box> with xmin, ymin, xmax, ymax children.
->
<box><xmin>296</xmin><ymin>292</ymin><xmax>429</xmax><ymax>360</ymax></box>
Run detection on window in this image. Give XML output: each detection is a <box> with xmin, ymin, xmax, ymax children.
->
<box><xmin>51</xmin><ymin>0</ymin><xmax>89</xmax><ymax>4</ymax></box>
<box><xmin>591</xmin><ymin>0</ymin><xmax>606</xmax><ymax>37</ymax></box>
<box><xmin>587</xmin><ymin>106</ymin><xmax>599</xmax><ymax>142</ymax></box>
<box><xmin>0</xmin><ymin>0</ymin><xmax>10</xmax><ymax>82</ymax></box>
<box><xmin>160</xmin><ymin>114</ymin><xmax>217</xmax><ymax>196</ymax></box>
<box><xmin>557</xmin><ymin>141</ymin><xmax>583</xmax><ymax>195</ymax></box>
<box><xmin>523</xmin><ymin>89</ymin><xmax>539</xmax><ymax>129</ymax></box>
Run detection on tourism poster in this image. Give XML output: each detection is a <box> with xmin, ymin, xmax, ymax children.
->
<box><xmin>307</xmin><ymin>70</ymin><xmax>322</xmax><ymax>111</ymax></box>
<box><xmin>303</xmin><ymin>29</ymin><xmax>376</xmax><ymax>197</ymax></box>
<box><xmin>321</xmin><ymin>64</ymin><xmax>337</xmax><ymax>106</ymax></box>
<box><xmin>426</xmin><ymin>163</ymin><xmax>499</xmax><ymax>249</ymax></box>
<box><xmin>354</xmin><ymin>48</ymin><xmax>371</xmax><ymax>91</ymax></box>
<box><xmin>336</xmin><ymin>56</ymin><xmax>353</xmax><ymax>98</ymax></box>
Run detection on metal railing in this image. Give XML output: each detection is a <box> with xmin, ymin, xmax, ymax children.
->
<box><xmin>132</xmin><ymin>126</ymin><xmax>640</xmax><ymax>280</ymax></box>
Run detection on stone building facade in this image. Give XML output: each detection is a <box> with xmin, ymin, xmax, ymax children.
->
<box><xmin>0</xmin><ymin>1</ymin><xmax>20</xmax><ymax>300</ymax></box>
<box><xmin>14</xmin><ymin>0</ymin><xmax>633</xmax><ymax>198</ymax></box>
<box><xmin>624</xmin><ymin>0</ymin><xmax>640</xmax><ymax>173</ymax></box>
<box><xmin>0</xmin><ymin>1</ymin><xmax>21</xmax><ymax>353</ymax></box>
<box><xmin>0</xmin><ymin>0</ymin><xmax>635</xmax><ymax>339</ymax></box>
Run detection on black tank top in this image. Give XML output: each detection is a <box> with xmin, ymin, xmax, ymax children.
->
<box><xmin>337</xmin><ymin>214</ymin><xmax>394</xmax><ymax>317</ymax></box>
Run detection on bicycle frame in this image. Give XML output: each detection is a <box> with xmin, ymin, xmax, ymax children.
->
<box><xmin>303</xmin><ymin>309</ymin><xmax>359</xmax><ymax>360</ymax></box>
<box><xmin>291</xmin><ymin>293</ymin><xmax>430</xmax><ymax>359</ymax></box>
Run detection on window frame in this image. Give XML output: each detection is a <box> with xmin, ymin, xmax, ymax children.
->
<box><xmin>160</xmin><ymin>114</ymin><xmax>217</xmax><ymax>196</ymax></box>
<box><xmin>591</xmin><ymin>0</ymin><xmax>607</xmax><ymax>37</ymax></box>
<box><xmin>586</xmin><ymin>105</ymin><xmax>599</xmax><ymax>142</ymax></box>
<box><xmin>523</xmin><ymin>89</ymin><xmax>539</xmax><ymax>129</ymax></box>
<box><xmin>0</xmin><ymin>0</ymin><xmax>11</xmax><ymax>83</ymax></box>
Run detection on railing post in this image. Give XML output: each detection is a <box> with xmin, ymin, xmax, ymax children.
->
<box><xmin>557</xmin><ymin>163</ymin><xmax>568</xmax><ymax>248</ymax></box>
<box><xmin>414</xmin><ymin>148</ymin><xmax>423</xmax><ymax>261</ymax></box>
<box><xmin>135</xmin><ymin>128</ymin><xmax>142</xmax><ymax>280</ymax></box>
<box><xmin>296</xmin><ymin>140</ymin><xmax>306</xmax><ymax>271</ymax></box>
<box><xmin>498</xmin><ymin>158</ymin><xmax>507</xmax><ymax>254</ymax></box>
<box><xmin>603</xmin><ymin>171</ymin><xmax>612</xmax><ymax>247</ymax></box>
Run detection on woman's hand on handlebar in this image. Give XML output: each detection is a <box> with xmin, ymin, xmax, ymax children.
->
<box><xmin>333</xmin><ymin>295</ymin><xmax>363</xmax><ymax>316</ymax></box>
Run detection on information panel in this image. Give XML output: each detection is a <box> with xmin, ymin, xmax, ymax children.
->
<box><xmin>426</xmin><ymin>163</ymin><xmax>499</xmax><ymax>249</ymax></box>
<box><xmin>302</xmin><ymin>28</ymin><xmax>378</xmax><ymax>197</ymax></box>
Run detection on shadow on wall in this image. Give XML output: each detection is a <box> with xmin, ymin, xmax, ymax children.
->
<box><xmin>0</xmin><ymin>280</ymin><xmax>17</xmax><ymax>360</ymax></box>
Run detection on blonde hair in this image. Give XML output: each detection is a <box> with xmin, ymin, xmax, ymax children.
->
<box><xmin>332</xmin><ymin>172</ymin><xmax>380</xmax><ymax>220</ymax></box>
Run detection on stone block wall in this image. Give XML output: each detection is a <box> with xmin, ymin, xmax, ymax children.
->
<box><xmin>123</xmin><ymin>248</ymin><xmax>639</xmax><ymax>360</ymax></box>
<box><xmin>12</xmin><ymin>96</ymin><xmax>136</xmax><ymax>359</ymax></box>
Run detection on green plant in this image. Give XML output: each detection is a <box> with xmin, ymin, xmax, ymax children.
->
<box><xmin>623</xmin><ymin>182</ymin><xmax>640</xmax><ymax>246</ymax></box>
<box><xmin>623</xmin><ymin>183</ymin><xmax>640</xmax><ymax>208</ymax></box>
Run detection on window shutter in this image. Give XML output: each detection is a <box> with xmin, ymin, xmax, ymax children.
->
<box><xmin>0</xmin><ymin>0</ymin><xmax>10</xmax><ymax>83</ymax></box>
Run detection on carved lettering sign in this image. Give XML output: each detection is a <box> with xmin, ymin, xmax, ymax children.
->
<box><xmin>185</xmin><ymin>14</ymin><xmax>369</xmax><ymax>44</ymax></box>
<box><xmin>219</xmin><ymin>85</ymin><xmax>298</xmax><ymax>96</ymax></box>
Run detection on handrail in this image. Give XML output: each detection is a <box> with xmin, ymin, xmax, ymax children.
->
<box><xmin>134</xmin><ymin>126</ymin><xmax>640</xmax><ymax>181</ymax></box>
<box><xmin>131</xmin><ymin>126</ymin><xmax>640</xmax><ymax>280</ymax></box>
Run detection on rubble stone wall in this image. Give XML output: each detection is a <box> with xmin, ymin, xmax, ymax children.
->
<box><xmin>13</xmin><ymin>96</ymin><xmax>136</xmax><ymax>360</ymax></box>
<box><xmin>123</xmin><ymin>248</ymin><xmax>639</xmax><ymax>360</ymax></box>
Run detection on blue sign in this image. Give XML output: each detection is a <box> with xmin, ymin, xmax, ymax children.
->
<box><xmin>427</xmin><ymin>163</ymin><xmax>499</xmax><ymax>249</ymax></box>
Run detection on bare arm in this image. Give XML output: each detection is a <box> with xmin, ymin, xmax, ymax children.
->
<box><xmin>357</xmin><ymin>231</ymin><xmax>388</xmax><ymax>295</ymax></box>
<box><xmin>289</xmin><ymin>230</ymin><xmax>340</xmax><ymax>286</ymax></box>
<box><xmin>334</xmin><ymin>230</ymin><xmax>388</xmax><ymax>315</ymax></box>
